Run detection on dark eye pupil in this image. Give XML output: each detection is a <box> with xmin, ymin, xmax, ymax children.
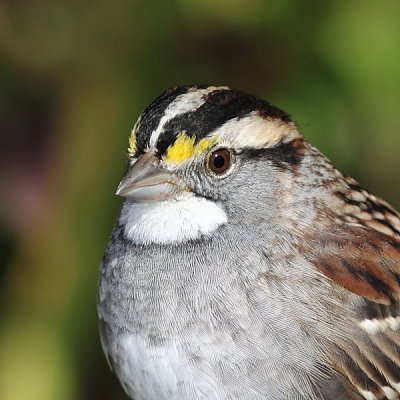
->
<box><xmin>213</xmin><ymin>155</ymin><xmax>225</xmax><ymax>169</ymax></box>
<box><xmin>208</xmin><ymin>148</ymin><xmax>232</xmax><ymax>175</ymax></box>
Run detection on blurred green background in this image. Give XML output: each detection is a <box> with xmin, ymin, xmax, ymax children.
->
<box><xmin>1</xmin><ymin>1</ymin><xmax>399</xmax><ymax>399</ymax></box>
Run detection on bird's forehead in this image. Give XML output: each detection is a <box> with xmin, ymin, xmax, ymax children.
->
<box><xmin>128</xmin><ymin>85</ymin><xmax>299</xmax><ymax>162</ymax></box>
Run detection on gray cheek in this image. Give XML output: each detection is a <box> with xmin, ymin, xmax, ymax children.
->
<box><xmin>219</xmin><ymin>162</ymin><xmax>284</xmax><ymax>218</ymax></box>
<box><xmin>180</xmin><ymin>157</ymin><xmax>284</xmax><ymax>226</ymax></box>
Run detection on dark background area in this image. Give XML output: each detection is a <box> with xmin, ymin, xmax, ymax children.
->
<box><xmin>0</xmin><ymin>1</ymin><xmax>399</xmax><ymax>399</ymax></box>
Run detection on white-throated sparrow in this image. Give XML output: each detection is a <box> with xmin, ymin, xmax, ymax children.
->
<box><xmin>98</xmin><ymin>85</ymin><xmax>400</xmax><ymax>400</ymax></box>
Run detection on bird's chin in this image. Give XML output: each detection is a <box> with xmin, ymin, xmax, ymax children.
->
<box><xmin>122</xmin><ymin>182</ymin><xmax>178</xmax><ymax>203</ymax></box>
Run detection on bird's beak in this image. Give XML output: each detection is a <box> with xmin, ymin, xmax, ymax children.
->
<box><xmin>115</xmin><ymin>153</ymin><xmax>174</xmax><ymax>202</ymax></box>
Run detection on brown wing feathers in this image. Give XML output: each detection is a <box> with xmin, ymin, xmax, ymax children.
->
<box><xmin>301</xmin><ymin>224</ymin><xmax>400</xmax><ymax>399</ymax></box>
<box><xmin>306</xmin><ymin>228</ymin><xmax>400</xmax><ymax>305</ymax></box>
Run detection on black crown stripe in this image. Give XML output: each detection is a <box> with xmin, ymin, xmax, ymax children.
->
<box><xmin>135</xmin><ymin>86</ymin><xmax>292</xmax><ymax>156</ymax></box>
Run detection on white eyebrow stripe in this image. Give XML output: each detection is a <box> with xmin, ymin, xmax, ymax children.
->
<box><xmin>148</xmin><ymin>86</ymin><xmax>228</xmax><ymax>149</ymax></box>
<box><xmin>215</xmin><ymin>111</ymin><xmax>299</xmax><ymax>149</ymax></box>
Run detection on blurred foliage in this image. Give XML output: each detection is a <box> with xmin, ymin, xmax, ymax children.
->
<box><xmin>0</xmin><ymin>1</ymin><xmax>400</xmax><ymax>399</ymax></box>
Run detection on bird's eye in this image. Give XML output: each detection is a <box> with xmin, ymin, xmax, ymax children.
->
<box><xmin>207</xmin><ymin>148</ymin><xmax>232</xmax><ymax>175</ymax></box>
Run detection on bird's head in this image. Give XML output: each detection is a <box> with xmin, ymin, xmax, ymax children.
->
<box><xmin>117</xmin><ymin>85</ymin><xmax>305</xmax><ymax>244</ymax></box>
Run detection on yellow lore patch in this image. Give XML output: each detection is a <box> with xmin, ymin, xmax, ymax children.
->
<box><xmin>128</xmin><ymin>130</ymin><xmax>137</xmax><ymax>155</ymax></box>
<box><xmin>164</xmin><ymin>132</ymin><xmax>195</xmax><ymax>162</ymax></box>
<box><xmin>195</xmin><ymin>136</ymin><xmax>218</xmax><ymax>154</ymax></box>
<box><xmin>164</xmin><ymin>132</ymin><xmax>218</xmax><ymax>163</ymax></box>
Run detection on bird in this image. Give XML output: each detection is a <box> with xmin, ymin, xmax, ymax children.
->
<box><xmin>97</xmin><ymin>85</ymin><xmax>400</xmax><ymax>400</ymax></box>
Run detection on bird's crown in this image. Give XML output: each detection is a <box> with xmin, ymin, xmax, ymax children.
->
<box><xmin>127</xmin><ymin>85</ymin><xmax>301</xmax><ymax>164</ymax></box>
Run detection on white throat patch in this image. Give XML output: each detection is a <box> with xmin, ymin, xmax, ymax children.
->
<box><xmin>120</xmin><ymin>192</ymin><xmax>227</xmax><ymax>244</ymax></box>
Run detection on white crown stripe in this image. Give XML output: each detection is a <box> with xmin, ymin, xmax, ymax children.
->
<box><xmin>148</xmin><ymin>87</ymin><xmax>227</xmax><ymax>149</ymax></box>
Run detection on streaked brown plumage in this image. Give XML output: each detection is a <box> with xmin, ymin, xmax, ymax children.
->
<box><xmin>98</xmin><ymin>85</ymin><xmax>400</xmax><ymax>400</ymax></box>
